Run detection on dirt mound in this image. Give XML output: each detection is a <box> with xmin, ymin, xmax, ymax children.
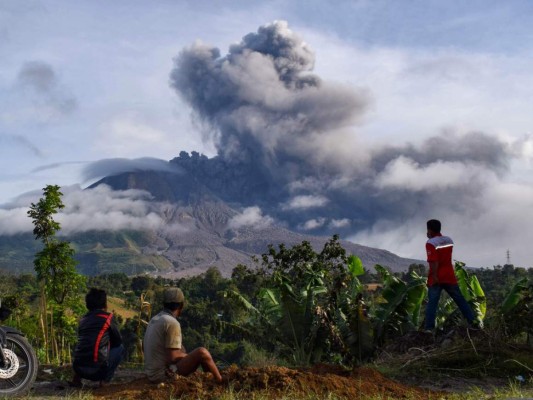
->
<box><xmin>92</xmin><ymin>365</ymin><xmax>434</xmax><ymax>400</ymax></box>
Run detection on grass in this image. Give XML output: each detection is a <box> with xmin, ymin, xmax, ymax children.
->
<box><xmin>2</xmin><ymin>383</ymin><xmax>530</xmax><ymax>400</ymax></box>
<box><xmin>0</xmin><ymin>391</ymin><xmax>93</xmax><ymax>400</ymax></box>
<box><xmin>374</xmin><ymin>332</ymin><xmax>533</xmax><ymax>381</ymax></box>
<box><xmin>172</xmin><ymin>385</ymin><xmax>533</xmax><ymax>400</ymax></box>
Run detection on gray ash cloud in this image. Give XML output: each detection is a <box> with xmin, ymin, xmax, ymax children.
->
<box><xmin>170</xmin><ymin>21</ymin><xmax>368</xmax><ymax>179</ymax></box>
<box><xmin>168</xmin><ymin>21</ymin><xmax>514</xmax><ymax>237</ymax></box>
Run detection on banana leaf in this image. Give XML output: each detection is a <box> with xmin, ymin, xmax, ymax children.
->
<box><xmin>406</xmin><ymin>272</ymin><xmax>428</xmax><ymax>327</ymax></box>
<box><xmin>498</xmin><ymin>278</ymin><xmax>532</xmax><ymax>339</ymax></box>
<box><xmin>224</xmin><ymin>289</ymin><xmax>260</xmax><ymax>314</ymax></box>
<box><xmin>258</xmin><ymin>288</ymin><xmax>282</xmax><ymax>319</ymax></box>
<box><xmin>374</xmin><ymin>265</ymin><xmax>427</xmax><ymax>343</ymax></box>
<box><xmin>348</xmin><ymin>255</ymin><xmax>365</xmax><ymax>277</ymax></box>
<box><xmin>454</xmin><ymin>262</ymin><xmax>486</xmax><ymax>321</ymax></box>
<box><xmin>500</xmin><ymin>278</ymin><xmax>529</xmax><ymax>314</ymax></box>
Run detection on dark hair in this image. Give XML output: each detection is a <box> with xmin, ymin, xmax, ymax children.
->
<box><xmin>164</xmin><ymin>302</ymin><xmax>184</xmax><ymax>311</ymax></box>
<box><xmin>86</xmin><ymin>288</ymin><xmax>107</xmax><ymax>311</ymax></box>
<box><xmin>427</xmin><ymin>219</ymin><xmax>441</xmax><ymax>233</ymax></box>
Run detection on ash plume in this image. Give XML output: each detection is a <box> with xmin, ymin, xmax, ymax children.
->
<box><xmin>169</xmin><ymin>21</ymin><xmax>517</xmax><ymax>243</ymax></box>
<box><xmin>170</xmin><ymin>20</ymin><xmax>368</xmax><ymax>180</ymax></box>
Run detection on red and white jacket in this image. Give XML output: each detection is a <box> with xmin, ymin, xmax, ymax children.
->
<box><xmin>426</xmin><ymin>233</ymin><xmax>457</xmax><ymax>286</ymax></box>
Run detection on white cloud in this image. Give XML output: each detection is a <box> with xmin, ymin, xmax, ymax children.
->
<box><xmin>375</xmin><ymin>156</ymin><xmax>490</xmax><ymax>191</ymax></box>
<box><xmin>282</xmin><ymin>195</ymin><xmax>329</xmax><ymax>210</ymax></box>
<box><xmin>300</xmin><ymin>217</ymin><xmax>326</xmax><ymax>230</ymax></box>
<box><xmin>329</xmin><ymin>218</ymin><xmax>350</xmax><ymax>229</ymax></box>
<box><xmin>0</xmin><ymin>207</ymin><xmax>33</xmax><ymax>235</ymax></box>
<box><xmin>228</xmin><ymin>206</ymin><xmax>274</xmax><ymax>230</ymax></box>
<box><xmin>304</xmin><ymin>29</ymin><xmax>533</xmax><ymax>148</ymax></box>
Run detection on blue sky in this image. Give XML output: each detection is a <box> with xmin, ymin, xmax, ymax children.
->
<box><xmin>1</xmin><ymin>1</ymin><xmax>533</xmax><ymax>267</ymax></box>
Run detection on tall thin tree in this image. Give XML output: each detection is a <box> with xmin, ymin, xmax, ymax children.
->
<box><xmin>28</xmin><ymin>185</ymin><xmax>85</xmax><ymax>363</ymax></box>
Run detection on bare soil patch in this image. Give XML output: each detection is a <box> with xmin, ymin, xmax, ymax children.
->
<box><xmin>85</xmin><ymin>364</ymin><xmax>434</xmax><ymax>400</ymax></box>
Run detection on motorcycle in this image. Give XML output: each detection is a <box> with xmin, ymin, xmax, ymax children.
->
<box><xmin>0</xmin><ymin>301</ymin><xmax>38</xmax><ymax>396</ymax></box>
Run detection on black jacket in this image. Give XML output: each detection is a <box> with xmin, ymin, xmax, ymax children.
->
<box><xmin>73</xmin><ymin>309</ymin><xmax>122</xmax><ymax>368</ymax></box>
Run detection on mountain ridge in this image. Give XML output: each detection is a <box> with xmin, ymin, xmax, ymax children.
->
<box><xmin>86</xmin><ymin>162</ymin><xmax>423</xmax><ymax>276</ymax></box>
<box><xmin>0</xmin><ymin>153</ymin><xmax>425</xmax><ymax>276</ymax></box>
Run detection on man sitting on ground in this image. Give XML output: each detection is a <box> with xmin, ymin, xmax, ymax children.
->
<box><xmin>71</xmin><ymin>288</ymin><xmax>124</xmax><ymax>387</ymax></box>
<box><xmin>143</xmin><ymin>287</ymin><xmax>222</xmax><ymax>383</ymax></box>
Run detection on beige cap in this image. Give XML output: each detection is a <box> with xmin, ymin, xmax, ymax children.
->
<box><xmin>163</xmin><ymin>287</ymin><xmax>185</xmax><ymax>303</ymax></box>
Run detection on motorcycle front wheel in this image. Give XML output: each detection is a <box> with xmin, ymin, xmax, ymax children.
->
<box><xmin>0</xmin><ymin>333</ymin><xmax>38</xmax><ymax>396</ymax></box>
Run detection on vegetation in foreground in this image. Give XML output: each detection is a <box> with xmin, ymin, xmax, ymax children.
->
<box><xmin>0</xmin><ymin>185</ymin><xmax>532</xmax><ymax>399</ymax></box>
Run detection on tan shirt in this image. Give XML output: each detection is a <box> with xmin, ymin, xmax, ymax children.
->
<box><xmin>143</xmin><ymin>310</ymin><xmax>182</xmax><ymax>382</ymax></box>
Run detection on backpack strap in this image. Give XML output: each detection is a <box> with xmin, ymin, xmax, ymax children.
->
<box><xmin>93</xmin><ymin>313</ymin><xmax>113</xmax><ymax>363</ymax></box>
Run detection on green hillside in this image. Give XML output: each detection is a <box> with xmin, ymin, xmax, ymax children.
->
<box><xmin>0</xmin><ymin>230</ymin><xmax>173</xmax><ymax>276</ymax></box>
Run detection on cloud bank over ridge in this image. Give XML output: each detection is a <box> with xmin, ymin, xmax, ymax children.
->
<box><xmin>0</xmin><ymin>185</ymin><xmax>171</xmax><ymax>236</ymax></box>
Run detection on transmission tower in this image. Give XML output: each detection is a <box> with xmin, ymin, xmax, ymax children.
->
<box><xmin>506</xmin><ymin>249</ymin><xmax>511</xmax><ymax>265</ymax></box>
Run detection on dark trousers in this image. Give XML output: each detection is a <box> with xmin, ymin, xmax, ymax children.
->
<box><xmin>424</xmin><ymin>284</ymin><xmax>475</xmax><ymax>330</ymax></box>
<box><xmin>74</xmin><ymin>344</ymin><xmax>124</xmax><ymax>382</ymax></box>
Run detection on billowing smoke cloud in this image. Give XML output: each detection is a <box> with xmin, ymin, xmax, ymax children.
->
<box><xmin>0</xmin><ymin>185</ymin><xmax>174</xmax><ymax>235</ymax></box>
<box><xmin>168</xmin><ymin>21</ymin><xmax>533</xmax><ymax>267</ymax></box>
<box><xmin>17</xmin><ymin>61</ymin><xmax>77</xmax><ymax>117</ymax></box>
<box><xmin>171</xmin><ymin>20</ymin><xmax>368</xmax><ymax>177</ymax></box>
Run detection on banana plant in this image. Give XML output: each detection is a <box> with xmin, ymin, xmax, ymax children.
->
<box><xmin>373</xmin><ymin>265</ymin><xmax>427</xmax><ymax>344</ymax></box>
<box><xmin>333</xmin><ymin>294</ymin><xmax>374</xmax><ymax>363</ymax></box>
<box><xmin>499</xmin><ymin>278</ymin><xmax>532</xmax><ymax>341</ymax></box>
<box><xmin>331</xmin><ymin>255</ymin><xmax>374</xmax><ymax>363</ymax></box>
<box><xmin>223</xmin><ymin>264</ymin><xmax>329</xmax><ymax>365</ymax></box>
<box><xmin>500</xmin><ymin>278</ymin><xmax>531</xmax><ymax>313</ymax></box>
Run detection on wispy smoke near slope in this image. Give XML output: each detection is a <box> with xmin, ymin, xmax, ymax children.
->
<box><xmin>0</xmin><ymin>134</ymin><xmax>43</xmax><ymax>157</ymax></box>
<box><xmin>17</xmin><ymin>61</ymin><xmax>77</xmax><ymax>116</ymax></box>
<box><xmin>82</xmin><ymin>157</ymin><xmax>181</xmax><ymax>182</ymax></box>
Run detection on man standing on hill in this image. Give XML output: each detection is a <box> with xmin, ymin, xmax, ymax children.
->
<box><xmin>424</xmin><ymin>219</ymin><xmax>477</xmax><ymax>331</ymax></box>
<box><xmin>71</xmin><ymin>288</ymin><xmax>124</xmax><ymax>387</ymax></box>
<box><xmin>143</xmin><ymin>287</ymin><xmax>222</xmax><ymax>383</ymax></box>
